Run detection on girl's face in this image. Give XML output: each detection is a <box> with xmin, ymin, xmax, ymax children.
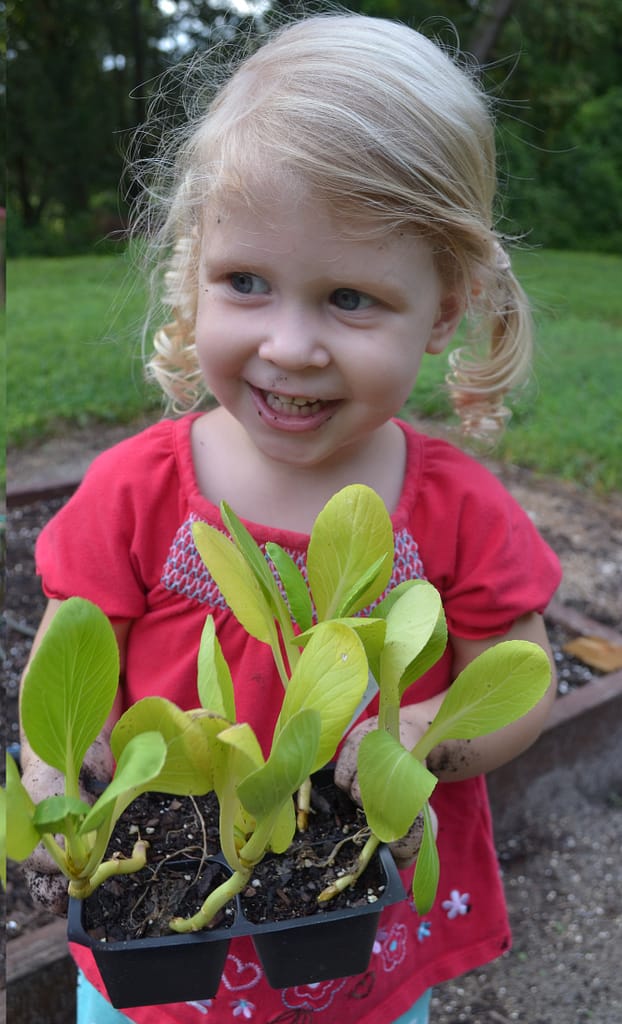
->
<box><xmin>195</xmin><ymin>193</ymin><xmax>462</xmax><ymax>471</ymax></box>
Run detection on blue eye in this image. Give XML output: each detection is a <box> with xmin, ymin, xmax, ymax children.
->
<box><xmin>330</xmin><ymin>288</ymin><xmax>375</xmax><ymax>311</ymax></box>
<box><xmin>230</xmin><ymin>272</ymin><xmax>270</xmax><ymax>295</ymax></box>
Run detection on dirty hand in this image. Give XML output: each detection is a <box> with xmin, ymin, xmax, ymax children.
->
<box><xmin>20</xmin><ymin>735</ymin><xmax>114</xmax><ymax>916</ymax></box>
<box><xmin>335</xmin><ymin>714</ymin><xmax>438</xmax><ymax>869</ymax></box>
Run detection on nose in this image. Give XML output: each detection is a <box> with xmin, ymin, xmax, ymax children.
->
<box><xmin>257</xmin><ymin>306</ymin><xmax>330</xmax><ymax>369</ymax></box>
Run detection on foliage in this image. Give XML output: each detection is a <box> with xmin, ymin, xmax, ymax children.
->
<box><xmin>5</xmin><ymin>485</ymin><xmax>551</xmax><ymax>929</ymax></box>
<box><xmin>180</xmin><ymin>484</ymin><xmax>551</xmax><ymax>923</ymax></box>
<box><xmin>6</xmin><ymin>251</ymin><xmax>161</xmax><ymax>445</ymax></box>
<box><xmin>6</xmin><ymin>599</ymin><xmax>215</xmax><ymax>898</ymax></box>
<box><xmin>6</xmin><ymin>0</ymin><xmax>622</xmax><ymax>255</ymax></box>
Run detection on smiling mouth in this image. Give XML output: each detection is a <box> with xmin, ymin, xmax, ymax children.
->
<box><xmin>262</xmin><ymin>391</ymin><xmax>328</xmax><ymax>418</ymax></box>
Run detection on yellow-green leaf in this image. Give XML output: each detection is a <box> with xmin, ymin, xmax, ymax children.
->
<box><xmin>20</xmin><ymin>597</ymin><xmax>119</xmax><ymax>784</ymax></box>
<box><xmin>357</xmin><ymin>730</ymin><xmax>437</xmax><ymax>841</ymax></box>
<box><xmin>111</xmin><ymin>697</ymin><xmax>213</xmax><ymax>795</ymax></box>
<box><xmin>276</xmin><ymin>622</ymin><xmax>368</xmax><ymax>769</ymax></box>
<box><xmin>5</xmin><ymin>755</ymin><xmax>40</xmax><ymax>862</ymax></box>
<box><xmin>197</xmin><ymin>615</ymin><xmax>236</xmax><ymax>719</ymax></box>
<box><xmin>307</xmin><ymin>485</ymin><xmax>394</xmax><ymax>619</ymax></box>
<box><xmin>192</xmin><ymin>522</ymin><xmax>278</xmax><ymax>647</ymax></box>
<box><xmin>237</xmin><ymin>709</ymin><xmax>321</xmax><ymax>819</ymax></box>
<box><xmin>414</xmin><ymin>640</ymin><xmax>551</xmax><ymax>760</ymax></box>
<box><xmin>412</xmin><ymin>801</ymin><xmax>440</xmax><ymax>914</ymax></box>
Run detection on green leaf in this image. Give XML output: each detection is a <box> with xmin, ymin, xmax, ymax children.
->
<box><xmin>307</xmin><ymin>484</ymin><xmax>394</xmax><ymax>619</ymax></box>
<box><xmin>0</xmin><ymin>785</ymin><xmax>5</xmax><ymax>887</ymax></box>
<box><xmin>276</xmin><ymin>622</ymin><xmax>368</xmax><ymax>770</ymax></box>
<box><xmin>5</xmin><ymin>755</ymin><xmax>40</xmax><ymax>862</ymax></box>
<box><xmin>237</xmin><ymin>709</ymin><xmax>321</xmax><ymax>820</ymax></box>
<box><xmin>80</xmin><ymin>732</ymin><xmax>168</xmax><ymax>833</ymax></box>
<box><xmin>379</xmin><ymin>581</ymin><xmax>446</xmax><ymax>694</ymax></box>
<box><xmin>20</xmin><ymin>597</ymin><xmax>119</xmax><ymax>785</ymax></box>
<box><xmin>266</xmin><ymin>543</ymin><xmax>314</xmax><ymax>633</ymax></box>
<box><xmin>414</xmin><ymin>640</ymin><xmax>552</xmax><ymax>760</ymax></box>
<box><xmin>33</xmin><ymin>795</ymin><xmax>91</xmax><ymax>834</ymax></box>
<box><xmin>192</xmin><ymin>522</ymin><xmax>279</xmax><ymax>648</ymax></box>
<box><xmin>221</xmin><ymin>503</ymin><xmax>286</xmax><ymax>615</ymax></box>
<box><xmin>334</xmin><ymin>554</ymin><xmax>390</xmax><ymax>619</ymax></box>
<box><xmin>197</xmin><ymin>615</ymin><xmax>236</xmax><ymax>719</ymax></box>
<box><xmin>357</xmin><ymin>730</ymin><xmax>437</xmax><ymax>841</ymax></box>
<box><xmin>267</xmin><ymin>796</ymin><xmax>297</xmax><ymax>854</ymax></box>
<box><xmin>412</xmin><ymin>801</ymin><xmax>440</xmax><ymax>915</ymax></box>
<box><xmin>216</xmin><ymin>723</ymin><xmax>265</xmax><ymax>786</ymax></box>
<box><xmin>111</xmin><ymin>697</ymin><xmax>213</xmax><ymax>795</ymax></box>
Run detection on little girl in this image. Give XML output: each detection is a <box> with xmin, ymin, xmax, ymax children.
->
<box><xmin>21</xmin><ymin>12</ymin><xmax>561</xmax><ymax>1024</ymax></box>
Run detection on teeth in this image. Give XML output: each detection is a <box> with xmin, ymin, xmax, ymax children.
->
<box><xmin>264</xmin><ymin>392</ymin><xmax>325</xmax><ymax>417</ymax></box>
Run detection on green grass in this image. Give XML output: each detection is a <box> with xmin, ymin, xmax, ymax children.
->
<box><xmin>7</xmin><ymin>248</ymin><xmax>622</xmax><ymax>492</ymax></box>
<box><xmin>406</xmin><ymin>250</ymin><xmax>622</xmax><ymax>493</ymax></box>
<box><xmin>7</xmin><ymin>250</ymin><xmax>161</xmax><ymax>445</ymax></box>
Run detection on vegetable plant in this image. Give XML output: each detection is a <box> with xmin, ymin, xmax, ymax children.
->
<box><xmin>5</xmin><ymin>598</ymin><xmax>215</xmax><ymax>898</ymax></box>
<box><xmin>189</xmin><ymin>484</ymin><xmax>552</xmax><ymax>916</ymax></box>
<box><xmin>5</xmin><ymin>483</ymin><xmax>552</xmax><ymax>934</ymax></box>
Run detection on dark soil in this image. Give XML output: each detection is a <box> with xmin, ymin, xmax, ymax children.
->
<box><xmin>77</xmin><ymin>777</ymin><xmax>384</xmax><ymax>945</ymax></box>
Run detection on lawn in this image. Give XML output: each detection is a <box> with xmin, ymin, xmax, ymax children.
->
<box><xmin>406</xmin><ymin>249</ymin><xmax>622</xmax><ymax>493</ymax></box>
<box><xmin>6</xmin><ymin>249</ymin><xmax>160</xmax><ymax>444</ymax></box>
<box><xmin>6</xmin><ymin>248</ymin><xmax>622</xmax><ymax>492</ymax></box>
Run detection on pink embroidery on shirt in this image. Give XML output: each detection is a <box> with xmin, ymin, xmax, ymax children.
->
<box><xmin>162</xmin><ymin>517</ymin><xmax>425</xmax><ymax>607</ymax></box>
<box><xmin>281</xmin><ymin>978</ymin><xmax>348</xmax><ymax>1012</ymax></box>
<box><xmin>377</xmin><ymin>922</ymin><xmax>408</xmax><ymax>972</ymax></box>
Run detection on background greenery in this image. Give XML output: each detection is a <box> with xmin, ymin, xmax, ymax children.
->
<box><xmin>6</xmin><ymin>0</ymin><xmax>622</xmax><ymax>255</ymax></box>
<box><xmin>7</xmin><ymin>249</ymin><xmax>621</xmax><ymax>493</ymax></box>
<box><xmin>5</xmin><ymin>1</ymin><xmax>621</xmax><ymax>495</ymax></box>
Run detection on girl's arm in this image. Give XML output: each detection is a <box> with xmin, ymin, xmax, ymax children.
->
<box><xmin>400</xmin><ymin>611</ymin><xmax>557</xmax><ymax>781</ymax></box>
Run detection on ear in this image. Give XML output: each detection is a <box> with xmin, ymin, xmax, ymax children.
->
<box><xmin>425</xmin><ymin>291</ymin><xmax>465</xmax><ymax>355</ymax></box>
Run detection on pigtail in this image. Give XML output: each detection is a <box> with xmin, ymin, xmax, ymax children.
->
<box><xmin>145</xmin><ymin>234</ymin><xmax>205</xmax><ymax>413</ymax></box>
<box><xmin>447</xmin><ymin>243</ymin><xmax>533</xmax><ymax>441</ymax></box>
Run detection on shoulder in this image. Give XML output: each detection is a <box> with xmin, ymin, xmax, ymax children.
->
<box><xmin>79</xmin><ymin>416</ymin><xmax>196</xmax><ymax>503</ymax></box>
<box><xmin>398</xmin><ymin>419</ymin><xmax>515</xmax><ymax>518</ymax></box>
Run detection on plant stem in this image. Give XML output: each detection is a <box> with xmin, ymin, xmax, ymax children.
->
<box><xmin>296</xmin><ymin>776</ymin><xmax>312</xmax><ymax>831</ymax></box>
<box><xmin>317</xmin><ymin>832</ymin><xmax>381</xmax><ymax>902</ymax></box>
<box><xmin>169</xmin><ymin>867</ymin><xmax>250</xmax><ymax>933</ymax></box>
<box><xmin>68</xmin><ymin>840</ymin><xmax>149</xmax><ymax>899</ymax></box>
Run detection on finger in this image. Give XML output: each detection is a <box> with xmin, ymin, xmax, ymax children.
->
<box><xmin>26</xmin><ymin>838</ymin><xmax>65</xmax><ymax>874</ymax></box>
<box><xmin>388</xmin><ymin>805</ymin><xmax>439</xmax><ymax>869</ymax></box>
<box><xmin>334</xmin><ymin>718</ymin><xmax>376</xmax><ymax>794</ymax></box>
<box><xmin>23</xmin><ymin>868</ymin><xmax>69</xmax><ymax>916</ymax></box>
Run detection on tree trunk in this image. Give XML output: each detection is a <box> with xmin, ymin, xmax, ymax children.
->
<box><xmin>468</xmin><ymin>0</ymin><xmax>516</xmax><ymax>64</ymax></box>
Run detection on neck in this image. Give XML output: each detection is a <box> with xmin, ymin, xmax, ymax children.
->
<box><xmin>191</xmin><ymin>409</ymin><xmax>406</xmax><ymax>532</ymax></box>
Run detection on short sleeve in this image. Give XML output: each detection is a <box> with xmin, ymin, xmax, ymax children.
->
<box><xmin>410</xmin><ymin>438</ymin><xmax>562</xmax><ymax>639</ymax></box>
<box><xmin>35</xmin><ymin>421</ymin><xmax>184</xmax><ymax>621</ymax></box>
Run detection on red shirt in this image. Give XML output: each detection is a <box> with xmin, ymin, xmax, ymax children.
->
<box><xmin>37</xmin><ymin>415</ymin><xmax>561</xmax><ymax>1024</ymax></box>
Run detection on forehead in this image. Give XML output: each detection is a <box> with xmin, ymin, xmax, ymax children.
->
<box><xmin>201</xmin><ymin>186</ymin><xmax>434</xmax><ymax>265</ymax></box>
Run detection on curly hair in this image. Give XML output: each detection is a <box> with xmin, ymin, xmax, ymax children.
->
<box><xmin>131</xmin><ymin>11</ymin><xmax>532</xmax><ymax>438</ymax></box>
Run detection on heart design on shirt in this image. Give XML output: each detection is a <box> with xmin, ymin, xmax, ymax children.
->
<box><xmin>222</xmin><ymin>955</ymin><xmax>263</xmax><ymax>992</ymax></box>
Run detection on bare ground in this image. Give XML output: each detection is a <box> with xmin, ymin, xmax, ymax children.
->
<box><xmin>4</xmin><ymin>418</ymin><xmax>622</xmax><ymax>1023</ymax></box>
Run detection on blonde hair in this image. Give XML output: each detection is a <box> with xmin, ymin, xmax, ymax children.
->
<box><xmin>134</xmin><ymin>11</ymin><xmax>532</xmax><ymax>438</ymax></box>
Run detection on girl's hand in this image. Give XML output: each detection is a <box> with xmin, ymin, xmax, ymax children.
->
<box><xmin>335</xmin><ymin>712</ymin><xmax>437</xmax><ymax>868</ymax></box>
<box><xmin>19</xmin><ymin>736</ymin><xmax>114</xmax><ymax>915</ymax></box>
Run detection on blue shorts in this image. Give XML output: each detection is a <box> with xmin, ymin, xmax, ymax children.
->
<box><xmin>77</xmin><ymin>970</ymin><xmax>431</xmax><ymax>1023</ymax></box>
